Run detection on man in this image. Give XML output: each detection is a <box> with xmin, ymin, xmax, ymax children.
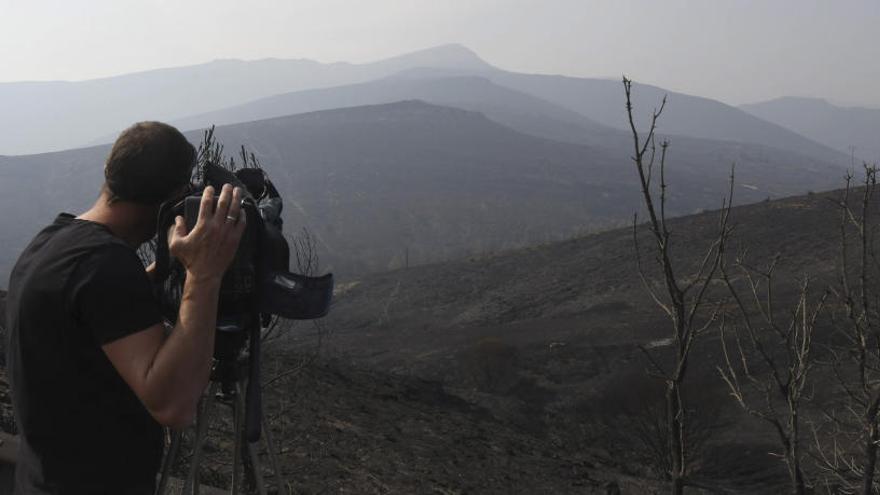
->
<box><xmin>5</xmin><ymin>122</ymin><xmax>246</xmax><ymax>493</ymax></box>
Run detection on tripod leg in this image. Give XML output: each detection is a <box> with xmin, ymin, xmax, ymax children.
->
<box><xmin>184</xmin><ymin>382</ymin><xmax>219</xmax><ymax>495</ymax></box>
<box><xmin>246</xmin><ymin>441</ymin><xmax>268</xmax><ymax>495</ymax></box>
<box><xmin>155</xmin><ymin>429</ymin><xmax>182</xmax><ymax>495</ymax></box>
<box><xmin>235</xmin><ymin>381</ymin><xmax>268</xmax><ymax>495</ymax></box>
<box><xmin>261</xmin><ymin>414</ymin><xmax>287</xmax><ymax>494</ymax></box>
<box><xmin>232</xmin><ymin>382</ymin><xmax>243</xmax><ymax>495</ymax></box>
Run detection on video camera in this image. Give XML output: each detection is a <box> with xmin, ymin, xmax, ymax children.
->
<box><xmin>150</xmin><ymin>160</ymin><xmax>333</xmax><ymax>441</ymax></box>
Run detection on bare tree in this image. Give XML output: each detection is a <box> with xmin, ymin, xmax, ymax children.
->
<box><xmin>812</xmin><ymin>165</ymin><xmax>880</xmax><ymax>494</ymax></box>
<box><xmin>595</xmin><ymin>377</ymin><xmax>718</xmax><ymax>484</ymax></box>
<box><xmin>718</xmin><ymin>251</ymin><xmax>828</xmax><ymax>495</ymax></box>
<box><xmin>622</xmin><ymin>76</ymin><xmax>733</xmax><ymax>494</ymax></box>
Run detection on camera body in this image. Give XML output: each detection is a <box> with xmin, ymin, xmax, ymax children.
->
<box><xmin>153</xmin><ymin>162</ymin><xmax>333</xmax><ymax>330</ymax></box>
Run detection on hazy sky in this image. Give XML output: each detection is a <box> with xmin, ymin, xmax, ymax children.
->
<box><xmin>1</xmin><ymin>0</ymin><xmax>877</xmax><ymax>106</ymax></box>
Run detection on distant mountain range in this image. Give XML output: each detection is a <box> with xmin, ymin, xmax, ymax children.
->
<box><xmin>0</xmin><ymin>43</ymin><xmax>858</xmax><ymax>171</ymax></box>
<box><xmin>0</xmin><ymin>101</ymin><xmax>849</xmax><ymax>283</ymax></box>
<box><xmin>166</xmin><ymin>55</ymin><xmax>850</xmax><ymax>167</ymax></box>
<box><xmin>163</xmin><ymin>71</ymin><xmax>851</xmax><ymax>185</ymax></box>
<box><xmin>484</xmin><ymin>71</ymin><xmax>848</xmax><ymax>164</ymax></box>
<box><xmin>0</xmin><ymin>44</ymin><xmax>493</xmax><ymax>155</ymax></box>
<box><xmin>741</xmin><ymin>97</ymin><xmax>880</xmax><ymax>163</ymax></box>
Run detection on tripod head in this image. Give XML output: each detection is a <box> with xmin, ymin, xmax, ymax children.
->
<box><xmin>207</xmin><ymin>313</ymin><xmax>264</xmax><ymax>442</ymax></box>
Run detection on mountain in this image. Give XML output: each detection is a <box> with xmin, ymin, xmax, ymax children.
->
<box><xmin>0</xmin><ymin>44</ymin><xmax>492</xmax><ymax>155</ymax></box>
<box><xmin>351</xmin><ymin>66</ymin><xmax>849</xmax><ymax>165</ymax></box>
<box><xmin>740</xmin><ymin>97</ymin><xmax>880</xmax><ymax>163</ymax></box>
<box><xmin>170</xmin><ymin>75</ymin><xmax>617</xmax><ymax>148</ymax></box>
<box><xmin>0</xmin><ymin>101</ymin><xmax>631</xmax><ymax>282</ymax></box>
<box><xmin>166</xmin><ymin>72</ymin><xmax>849</xmax><ymax>198</ymax></box>
<box><xmin>3</xmin><ymin>42</ymin><xmax>853</xmax><ymax>173</ymax></box>
<box><xmin>364</xmin><ymin>43</ymin><xmax>492</xmax><ymax>73</ymax></box>
<box><xmin>3</xmin><ymin>42</ymin><xmax>851</xmax><ymax>171</ymax></box>
<box><xmin>0</xmin><ymin>101</ymin><xmax>848</xmax><ymax>284</ymax></box>
<box><xmin>480</xmin><ymin>71</ymin><xmax>850</xmax><ymax>165</ymax></box>
<box><xmin>164</xmin><ymin>61</ymin><xmax>850</xmax><ymax>168</ymax></box>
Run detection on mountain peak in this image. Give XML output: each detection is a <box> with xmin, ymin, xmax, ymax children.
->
<box><xmin>742</xmin><ymin>96</ymin><xmax>832</xmax><ymax>109</ymax></box>
<box><xmin>777</xmin><ymin>96</ymin><xmax>830</xmax><ymax>104</ymax></box>
<box><xmin>371</xmin><ymin>44</ymin><xmax>493</xmax><ymax>71</ymax></box>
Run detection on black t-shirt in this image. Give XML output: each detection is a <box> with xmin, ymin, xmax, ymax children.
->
<box><xmin>5</xmin><ymin>214</ymin><xmax>164</xmax><ymax>494</ymax></box>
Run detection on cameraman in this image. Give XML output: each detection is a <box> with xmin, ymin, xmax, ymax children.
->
<box><xmin>5</xmin><ymin>122</ymin><xmax>246</xmax><ymax>493</ymax></box>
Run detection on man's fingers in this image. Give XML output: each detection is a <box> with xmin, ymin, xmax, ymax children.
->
<box><xmin>171</xmin><ymin>215</ymin><xmax>188</xmax><ymax>239</ymax></box>
<box><xmin>235</xmin><ymin>209</ymin><xmax>247</xmax><ymax>233</ymax></box>
<box><xmin>225</xmin><ymin>187</ymin><xmax>243</xmax><ymax>226</ymax></box>
<box><xmin>199</xmin><ymin>186</ymin><xmax>216</xmax><ymax>222</ymax></box>
<box><xmin>215</xmin><ymin>184</ymin><xmax>233</xmax><ymax>222</ymax></box>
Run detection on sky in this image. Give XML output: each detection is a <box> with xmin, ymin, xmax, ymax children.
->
<box><xmin>0</xmin><ymin>0</ymin><xmax>878</xmax><ymax>106</ymax></box>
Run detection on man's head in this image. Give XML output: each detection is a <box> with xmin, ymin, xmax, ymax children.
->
<box><xmin>104</xmin><ymin>122</ymin><xmax>196</xmax><ymax>205</ymax></box>
<box><xmin>92</xmin><ymin>122</ymin><xmax>195</xmax><ymax>245</ymax></box>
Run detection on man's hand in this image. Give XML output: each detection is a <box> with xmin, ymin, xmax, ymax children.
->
<box><xmin>169</xmin><ymin>184</ymin><xmax>246</xmax><ymax>281</ymax></box>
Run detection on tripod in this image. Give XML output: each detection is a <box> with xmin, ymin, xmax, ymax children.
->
<box><xmin>155</xmin><ymin>358</ymin><xmax>287</xmax><ymax>495</ymax></box>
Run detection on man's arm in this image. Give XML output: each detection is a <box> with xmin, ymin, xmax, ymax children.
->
<box><xmin>102</xmin><ymin>184</ymin><xmax>246</xmax><ymax>428</ymax></box>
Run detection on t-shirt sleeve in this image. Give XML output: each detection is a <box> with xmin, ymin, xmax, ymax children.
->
<box><xmin>71</xmin><ymin>244</ymin><xmax>163</xmax><ymax>345</ymax></box>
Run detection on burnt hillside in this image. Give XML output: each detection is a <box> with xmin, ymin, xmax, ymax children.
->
<box><xmin>0</xmin><ymin>187</ymin><xmax>870</xmax><ymax>493</ymax></box>
<box><xmin>312</xmin><ymin>186</ymin><xmax>862</xmax><ymax>493</ymax></box>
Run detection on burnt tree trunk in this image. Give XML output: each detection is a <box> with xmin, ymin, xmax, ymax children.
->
<box><xmin>667</xmin><ymin>381</ymin><xmax>684</xmax><ymax>495</ymax></box>
<box><xmin>862</xmin><ymin>401</ymin><xmax>880</xmax><ymax>495</ymax></box>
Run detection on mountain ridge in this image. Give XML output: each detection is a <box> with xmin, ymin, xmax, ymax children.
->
<box><xmin>0</xmin><ymin>43</ymin><xmax>857</xmax><ymax>168</ymax></box>
<box><xmin>165</xmin><ymin>75</ymin><xmax>615</xmax><ymax>147</ymax></box>
<box><xmin>160</xmin><ymin>61</ymin><xmax>851</xmax><ymax>168</ymax></box>
<box><xmin>741</xmin><ymin>96</ymin><xmax>880</xmax><ymax>162</ymax></box>
<box><xmin>0</xmin><ymin>100</ymin><xmax>848</xmax><ymax>283</ymax></box>
<box><xmin>0</xmin><ymin>45</ymin><xmax>495</xmax><ymax>155</ymax></box>
<box><xmin>485</xmin><ymin>71</ymin><xmax>850</xmax><ymax>165</ymax></box>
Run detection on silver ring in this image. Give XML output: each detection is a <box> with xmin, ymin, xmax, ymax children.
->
<box><xmin>226</xmin><ymin>215</ymin><xmax>238</xmax><ymax>223</ymax></box>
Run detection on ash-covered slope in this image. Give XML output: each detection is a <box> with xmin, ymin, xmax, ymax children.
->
<box><xmin>327</xmin><ymin>188</ymin><xmax>846</xmax><ymax>356</ymax></box>
<box><xmin>319</xmin><ymin>188</ymin><xmax>856</xmax><ymax>493</ymax></box>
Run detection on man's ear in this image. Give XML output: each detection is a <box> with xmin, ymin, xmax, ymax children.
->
<box><xmin>99</xmin><ymin>183</ymin><xmax>118</xmax><ymax>205</ymax></box>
